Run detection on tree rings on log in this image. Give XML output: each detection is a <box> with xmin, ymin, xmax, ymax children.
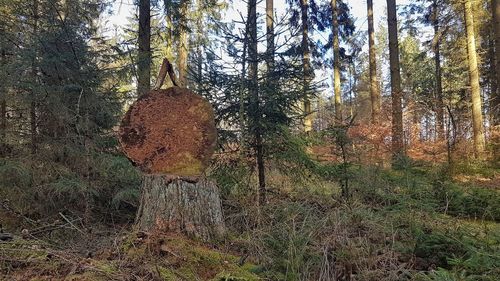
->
<box><xmin>119</xmin><ymin>87</ymin><xmax>217</xmax><ymax>176</ymax></box>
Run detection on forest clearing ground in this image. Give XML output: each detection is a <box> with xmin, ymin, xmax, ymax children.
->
<box><xmin>1</xmin><ymin>162</ymin><xmax>499</xmax><ymax>280</ymax></box>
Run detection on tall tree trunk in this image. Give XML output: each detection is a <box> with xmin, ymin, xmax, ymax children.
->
<box><xmin>137</xmin><ymin>0</ymin><xmax>151</xmax><ymax>96</ymax></box>
<box><xmin>432</xmin><ymin>0</ymin><xmax>445</xmax><ymax>140</ymax></box>
<box><xmin>332</xmin><ymin>0</ymin><xmax>341</xmax><ymax>122</ymax></box>
<box><xmin>367</xmin><ymin>0</ymin><xmax>380</xmax><ymax>124</ymax></box>
<box><xmin>177</xmin><ymin>0</ymin><xmax>189</xmax><ymax>87</ymax></box>
<box><xmin>386</xmin><ymin>0</ymin><xmax>404</xmax><ymax>159</ymax></box>
<box><xmin>464</xmin><ymin>0</ymin><xmax>486</xmax><ymax>158</ymax></box>
<box><xmin>266</xmin><ymin>0</ymin><xmax>274</xmax><ymax>71</ymax></box>
<box><xmin>248</xmin><ymin>0</ymin><xmax>266</xmax><ymax>206</ymax></box>
<box><xmin>493</xmin><ymin>0</ymin><xmax>500</xmax><ymax>124</ymax></box>
<box><xmin>240</xmin><ymin>7</ymin><xmax>249</xmax><ymax>150</ymax></box>
<box><xmin>196</xmin><ymin>0</ymin><xmax>203</xmax><ymax>93</ymax></box>
<box><xmin>301</xmin><ymin>0</ymin><xmax>313</xmax><ymax>132</ymax></box>
<box><xmin>1</xmin><ymin>49</ymin><xmax>6</xmax><ymax>146</ymax></box>
<box><xmin>0</xmin><ymin>97</ymin><xmax>5</xmax><ymax>145</ymax></box>
<box><xmin>492</xmin><ymin>0</ymin><xmax>500</xmax><ymax>160</ymax></box>
<box><xmin>135</xmin><ymin>177</ymin><xmax>225</xmax><ymax>241</ymax></box>
<box><xmin>31</xmin><ymin>0</ymin><xmax>38</xmax><ymax>155</ymax></box>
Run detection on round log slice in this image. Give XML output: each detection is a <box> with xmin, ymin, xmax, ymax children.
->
<box><xmin>119</xmin><ymin>87</ymin><xmax>217</xmax><ymax>176</ymax></box>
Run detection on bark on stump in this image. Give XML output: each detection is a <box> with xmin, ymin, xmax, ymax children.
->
<box><xmin>135</xmin><ymin>176</ymin><xmax>225</xmax><ymax>241</ymax></box>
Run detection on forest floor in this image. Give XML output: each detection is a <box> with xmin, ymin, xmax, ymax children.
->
<box><xmin>0</xmin><ymin>161</ymin><xmax>499</xmax><ymax>280</ymax></box>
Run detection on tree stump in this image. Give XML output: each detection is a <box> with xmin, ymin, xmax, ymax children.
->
<box><xmin>118</xmin><ymin>59</ymin><xmax>224</xmax><ymax>241</ymax></box>
<box><xmin>135</xmin><ymin>176</ymin><xmax>225</xmax><ymax>241</ymax></box>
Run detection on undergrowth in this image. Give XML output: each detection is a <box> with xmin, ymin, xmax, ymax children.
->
<box><xmin>1</xmin><ymin>155</ymin><xmax>498</xmax><ymax>280</ymax></box>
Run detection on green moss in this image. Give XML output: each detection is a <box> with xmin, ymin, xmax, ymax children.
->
<box><xmin>116</xmin><ymin>234</ymin><xmax>260</xmax><ymax>280</ymax></box>
<box><xmin>161</xmin><ymin>152</ymin><xmax>205</xmax><ymax>176</ymax></box>
<box><xmin>210</xmin><ymin>262</ymin><xmax>261</xmax><ymax>281</ymax></box>
<box><xmin>157</xmin><ymin>267</ymin><xmax>177</xmax><ymax>280</ymax></box>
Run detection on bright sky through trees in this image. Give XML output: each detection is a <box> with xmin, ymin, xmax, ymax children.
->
<box><xmin>104</xmin><ymin>0</ymin><xmax>412</xmax><ymax>47</ymax></box>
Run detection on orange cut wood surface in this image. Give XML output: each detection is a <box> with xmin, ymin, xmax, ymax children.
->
<box><xmin>119</xmin><ymin>87</ymin><xmax>217</xmax><ymax>176</ymax></box>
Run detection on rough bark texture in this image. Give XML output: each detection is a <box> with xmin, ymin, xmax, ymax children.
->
<box><xmin>332</xmin><ymin>0</ymin><xmax>341</xmax><ymax>122</ymax></box>
<box><xmin>367</xmin><ymin>0</ymin><xmax>380</xmax><ymax>124</ymax></box>
<box><xmin>119</xmin><ymin>87</ymin><xmax>217</xmax><ymax>176</ymax></box>
<box><xmin>135</xmin><ymin>176</ymin><xmax>225</xmax><ymax>241</ymax></box>
<box><xmin>432</xmin><ymin>0</ymin><xmax>445</xmax><ymax>140</ymax></box>
<box><xmin>301</xmin><ymin>0</ymin><xmax>313</xmax><ymax>132</ymax></box>
<box><xmin>138</xmin><ymin>0</ymin><xmax>151</xmax><ymax>96</ymax></box>
<box><xmin>387</xmin><ymin>0</ymin><xmax>404</xmax><ymax>159</ymax></box>
<box><xmin>464</xmin><ymin>0</ymin><xmax>486</xmax><ymax>158</ymax></box>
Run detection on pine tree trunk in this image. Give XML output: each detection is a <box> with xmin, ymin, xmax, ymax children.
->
<box><xmin>464</xmin><ymin>0</ymin><xmax>486</xmax><ymax>158</ymax></box>
<box><xmin>177</xmin><ymin>0</ymin><xmax>189</xmax><ymax>87</ymax></box>
<box><xmin>386</xmin><ymin>0</ymin><xmax>404</xmax><ymax>159</ymax></box>
<box><xmin>332</xmin><ymin>0</ymin><xmax>341</xmax><ymax>122</ymax></box>
<box><xmin>1</xmin><ymin>49</ymin><xmax>6</xmax><ymax>146</ymax></box>
<box><xmin>493</xmin><ymin>0</ymin><xmax>500</xmax><ymax>125</ymax></box>
<box><xmin>137</xmin><ymin>0</ymin><xmax>151</xmax><ymax>96</ymax></box>
<box><xmin>135</xmin><ymin>176</ymin><xmax>225</xmax><ymax>241</ymax></box>
<box><xmin>367</xmin><ymin>0</ymin><xmax>380</xmax><ymax>124</ymax></box>
<box><xmin>432</xmin><ymin>0</ymin><xmax>445</xmax><ymax>140</ymax></box>
<box><xmin>248</xmin><ymin>0</ymin><xmax>266</xmax><ymax>206</ymax></box>
<box><xmin>301</xmin><ymin>0</ymin><xmax>313</xmax><ymax>132</ymax></box>
<box><xmin>492</xmin><ymin>0</ymin><xmax>500</xmax><ymax>160</ymax></box>
<box><xmin>266</xmin><ymin>0</ymin><xmax>274</xmax><ymax>71</ymax></box>
<box><xmin>31</xmin><ymin>0</ymin><xmax>38</xmax><ymax>155</ymax></box>
<box><xmin>0</xmin><ymin>98</ymin><xmax>5</xmax><ymax>145</ymax></box>
<box><xmin>196</xmin><ymin>0</ymin><xmax>203</xmax><ymax>94</ymax></box>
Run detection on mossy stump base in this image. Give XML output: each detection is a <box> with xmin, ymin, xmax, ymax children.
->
<box><xmin>135</xmin><ymin>175</ymin><xmax>225</xmax><ymax>242</ymax></box>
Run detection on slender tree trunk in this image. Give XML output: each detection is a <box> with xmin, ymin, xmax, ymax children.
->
<box><xmin>196</xmin><ymin>41</ymin><xmax>202</xmax><ymax>93</ymax></box>
<box><xmin>432</xmin><ymin>0</ymin><xmax>445</xmax><ymax>140</ymax></box>
<box><xmin>464</xmin><ymin>0</ymin><xmax>486</xmax><ymax>158</ymax></box>
<box><xmin>31</xmin><ymin>0</ymin><xmax>38</xmax><ymax>155</ymax></box>
<box><xmin>137</xmin><ymin>0</ymin><xmax>151</xmax><ymax>96</ymax></box>
<box><xmin>1</xmin><ymin>49</ymin><xmax>6</xmax><ymax>146</ymax></box>
<box><xmin>177</xmin><ymin>0</ymin><xmax>189</xmax><ymax>87</ymax></box>
<box><xmin>136</xmin><ymin>177</ymin><xmax>225</xmax><ymax>241</ymax></box>
<box><xmin>240</xmin><ymin>9</ymin><xmax>248</xmax><ymax>150</ymax></box>
<box><xmin>0</xmin><ymin>97</ymin><xmax>5</xmax><ymax>145</ymax></box>
<box><xmin>367</xmin><ymin>0</ymin><xmax>380</xmax><ymax>124</ymax></box>
<box><xmin>386</xmin><ymin>0</ymin><xmax>404</xmax><ymax>159</ymax></box>
<box><xmin>332</xmin><ymin>0</ymin><xmax>341</xmax><ymax>122</ymax></box>
<box><xmin>196</xmin><ymin>0</ymin><xmax>203</xmax><ymax>93</ymax></box>
<box><xmin>266</xmin><ymin>0</ymin><xmax>274</xmax><ymax>71</ymax></box>
<box><xmin>301</xmin><ymin>0</ymin><xmax>313</xmax><ymax>132</ymax></box>
<box><xmin>248</xmin><ymin>0</ymin><xmax>266</xmax><ymax>206</ymax></box>
<box><xmin>493</xmin><ymin>0</ymin><xmax>500</xmax><ymax>124</ymax></box>
<box><xmin>492</xmin><ymin>0</ymin><xmax>500</xmax><ymax>160</ymax></box>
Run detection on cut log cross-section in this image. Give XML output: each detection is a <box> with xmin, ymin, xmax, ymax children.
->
<box><xmin>119</xmin><ymin>58</ymin><xmax>224</xmax><ymax>241</ymax></box>
<box><xmin>119</xmin><ymin>86</ymin><xmax>217</xmax><ymax>176</ymax></box>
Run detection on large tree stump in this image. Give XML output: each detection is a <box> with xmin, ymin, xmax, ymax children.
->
<box><xmin>118</xmin><ymin>59</ymin><xmax>224</xmax><ymax>241</ymax></box>
<box><xmin>135</xmin><ymin>176</ymin><xmax>225</xmax><ymax>241</ymax></box>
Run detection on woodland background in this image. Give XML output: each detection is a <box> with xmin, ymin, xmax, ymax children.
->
<box><xmin>0</xmin><ymin>0</ymin><xmax>499</xmax><ymax>280</ymax></box>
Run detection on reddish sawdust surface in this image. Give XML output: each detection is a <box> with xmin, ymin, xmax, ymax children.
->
<box><xmin>119</xmin><ymin>87</ymin><xmax>217</xmax><ymax>176</ymax></box>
